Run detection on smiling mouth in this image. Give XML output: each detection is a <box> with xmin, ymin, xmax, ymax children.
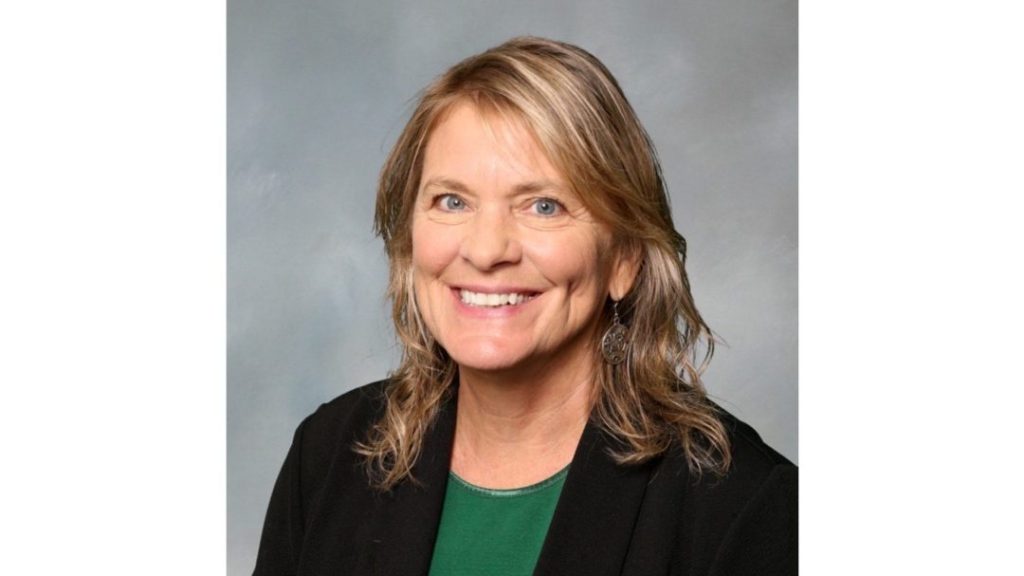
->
<box><xmin>458</xmin><ymin>289</ymin><xmax>538</xmax><ymax>308</ymax></box>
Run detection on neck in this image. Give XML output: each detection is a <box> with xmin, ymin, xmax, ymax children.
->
<box><xmin>451</xmin><ymin>357</ymin><xmax>595</xmax><ymax>489</ymax></box>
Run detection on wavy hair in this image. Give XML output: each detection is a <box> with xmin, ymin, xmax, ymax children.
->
<box><xmin>359</xmin><ymin>36</ymin><xmax>730</xmax><ymax>490</ymax></box>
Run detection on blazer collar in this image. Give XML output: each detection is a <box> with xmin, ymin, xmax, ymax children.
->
<box><xmin>371</xmin><ymin>394</ymin><xmax>457</xmax><ymax>576</ymax></box>
<box><xmin>533</xmin><ymin>421</ymin><xmax>656</xmax><ymax>576</ymax></box>
<box><xmin>371</xmin><ymin>390</ymin><xmax>656</xmax><ymax>576</ymax></box>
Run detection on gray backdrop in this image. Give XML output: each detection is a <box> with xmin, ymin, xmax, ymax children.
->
<box><xmin>228</xmin><ymin>1</ymin><xmax>796</xmax><ymax>573</ymax></box>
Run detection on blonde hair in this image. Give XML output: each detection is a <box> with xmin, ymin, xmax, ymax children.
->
<box><xmin>361</xmin><ymin>36</ymin><xmax>730</xmax><ymax>490</ymax></box>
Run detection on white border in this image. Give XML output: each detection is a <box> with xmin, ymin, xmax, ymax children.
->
<box><xmin>1</xmin><ymin>2</ymin><xmax>225</xmax><ymax>573</ymax></box>
<box><xmin>802</xmin><ymin>1</ymin><xmax>1024</xmax><ymax>572</ymax></box>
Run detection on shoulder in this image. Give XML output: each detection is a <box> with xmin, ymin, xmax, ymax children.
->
<box><xmin>288</xmin><ymin>380</ymin><xmax>390</xmax><ymax>486</ymax></box>
<box><xmin>253</xmin><ymin>381</ymin><xmax>393</xmax><ymax>574</ymax></box>
<box><xmin>315</xmin><ymin>378</ymin><xmax>391</xmax><ymax>419</ymax></box>
<box><xmin>653</xmin><ymin>405</ymin><xmax>795</xmax><ymax>496</ymax></box>
<box><xmin>656</xmin><ymin>407</ymin><xmax>797</xmax><ymax>574</ymax></box>
<box><xmin>642</xmin><ymin>403</ymin><xmax>797</xmax><ymax>502</ymax></box>
<box><xmin>682</xmin><ymin>407</ymin><xmax>796</xmax><ymax>510</ymax></box>
<box><xmin>717</xmin><ymin>407</ymin><xmax>795</xmax><ymax>485</ymax></box>
<box><xmin>299</xmin><ymin>379</ymin><xmax>390</xmax><ymax>443</ymax></box>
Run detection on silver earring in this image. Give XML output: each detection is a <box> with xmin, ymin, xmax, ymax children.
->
<box><xmin>601</xmin><ymin>300</ymin><xmax>628</xmax><ymax>365</ymax></box>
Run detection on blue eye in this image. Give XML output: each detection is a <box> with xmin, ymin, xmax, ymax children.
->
<box><xmin>439</xmin><ymin>194</ymin><xmax>466</xmax><ymax>211</ymax></box>
<box><xmin>533</xmin><ymin>198</ymin><xmax>561</xmax><ymax>216</ymax></box>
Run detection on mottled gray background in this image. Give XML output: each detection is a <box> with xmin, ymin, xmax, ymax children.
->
<box><xmin>228</xmin><ymin>0</ymin><xmax>796</xmax><ymax>573</ymax></box>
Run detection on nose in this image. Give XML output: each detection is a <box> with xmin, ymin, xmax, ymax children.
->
<box><xmin>459</xmin><ymin>207</ymin><xmax>521</xmax><ymax>270</ymax></box>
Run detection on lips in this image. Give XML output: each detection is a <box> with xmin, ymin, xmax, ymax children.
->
<box><xmin>458</xmin><ymin>289</ymin><xmax>538</xmax><ymax>308</ymax></box>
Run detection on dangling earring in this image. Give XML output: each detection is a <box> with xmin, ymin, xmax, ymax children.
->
<box><xmin>601</xmin><ymin>300</ymin><xmax>629</xmax><ymax>365</ymax></box>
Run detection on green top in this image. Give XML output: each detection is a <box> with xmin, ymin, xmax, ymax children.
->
<box><xmin>427</xmin><ymin>467</ymin><xmax>569</xmax><ymax>576</ymax></box>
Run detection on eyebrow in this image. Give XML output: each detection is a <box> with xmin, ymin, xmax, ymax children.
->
<box><xmin>420</xmin><ymin>177</ymin><xmax>566</xmax><ymax>195</ymax></box>
<box><xmin>420</xmin><ymin>177</ymin><xmax>471</xmax><ymax>194</ymax></box>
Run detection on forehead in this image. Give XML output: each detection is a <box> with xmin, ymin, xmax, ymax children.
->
<box><xmin>420</xmin><ymin>101</ymin><xmax>565</xmax><ymax>188</ymax></box>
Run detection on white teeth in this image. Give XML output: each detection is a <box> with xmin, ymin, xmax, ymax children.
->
<box><xmin>459</xmin><ymin>290</ymin><xmax>534</xmax><ymax>307</ymax></box>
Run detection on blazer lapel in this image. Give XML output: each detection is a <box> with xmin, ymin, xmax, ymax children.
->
<box><xmin>532</xmin><ymin>421</ymin><xmax>656</xmax><ymax>576</ymax></box>
<box><xmin>370</xmin><ymin>396</ymin><xmax>456</xmax><ymax>576</ymax></box>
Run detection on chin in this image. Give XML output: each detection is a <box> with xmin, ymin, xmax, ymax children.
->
<box><xmin>439</xmin><ymin>335</ymin><xmax>531</xmax><ymax>373</ymax></box>
<box><xmin>447</xmin><ymin>349</ymin><xmax>524</xmax><ymax>374</ymax></box>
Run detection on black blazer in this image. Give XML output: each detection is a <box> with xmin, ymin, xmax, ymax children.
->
<box><xmin>253</xmin><ymin>381</ymin><xmax>797</xmax><ymax>575</ymax></box>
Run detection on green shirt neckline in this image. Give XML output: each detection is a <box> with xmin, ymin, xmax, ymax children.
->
<box><xmin>447</xmin><ymin>465</ymin><xmax>570</xmax><ymax>498</ymax></box>
<box><xmin>428</xmin><ymin>465</ymin><xmax>570</xmax><ymax>576</ymax></box>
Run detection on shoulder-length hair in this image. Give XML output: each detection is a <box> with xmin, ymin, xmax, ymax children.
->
<box><xmin>360</xmin><ymin>36</ymin><xmax>730</xmax><ymax>490</ymax></box>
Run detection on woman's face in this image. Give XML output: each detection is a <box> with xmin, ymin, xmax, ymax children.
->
<box><xmin>411</xmin><ymin>102</ymin><xmax>636</xmax><ymax>379</ymax></box>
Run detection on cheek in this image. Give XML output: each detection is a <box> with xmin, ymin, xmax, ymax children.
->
<box><xmin>411</xmin><ymin>219</ymin><xmax>458</xmax><ymax>276</ymax></box>
<box><xmin>528</xmin><ymin>233</ymin><xmax>606</xmax><ymax>288</ymax></box>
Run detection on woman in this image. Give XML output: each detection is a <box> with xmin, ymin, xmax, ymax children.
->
<box><xmin>254</xmin><ymin>37</ymin><xmax>796</xmax><ymax>576</ymax></box>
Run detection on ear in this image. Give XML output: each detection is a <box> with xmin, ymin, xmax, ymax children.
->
<box><xmin>608</xmin><ymin>242</ymin><xmax>642</xmax><ymax>301</ymax></box>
